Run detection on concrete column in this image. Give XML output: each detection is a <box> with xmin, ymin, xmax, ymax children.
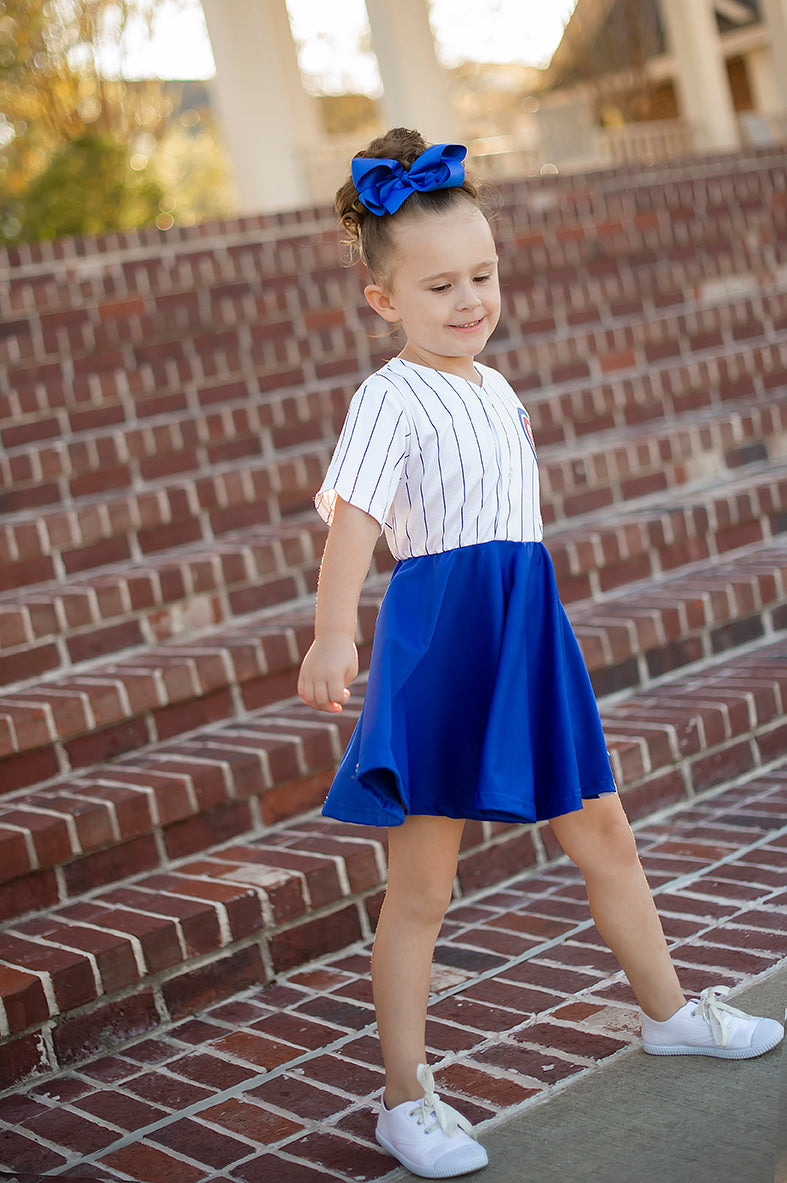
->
<box><xmin>746</xmin><ymin>46</ymin><xmax>781</xmax><ymax>114</ymax></box>
<box><xmin>757</xmin><ymin>0</ymin><xmax>787</xmax><ymax>113</ymax></box>
<box><xmin>660</xmin><ymin>0</ymin><xmax>741</xmax><ymax>151</ymax></box>
<box><xmin>364</xmin><ymin>0</ymin><xmax>458</xmax><ymax>141</ymax></box>
<box><xmin>201</xmin><ymin>0</ymin><xmax>322</xmax><ymax>213</ymax></box>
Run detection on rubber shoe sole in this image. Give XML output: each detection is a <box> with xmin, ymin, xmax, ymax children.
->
<box><xmin>643</xmin><ymin>1017</ymin><xmax>784</xmax><ymax>1059</ymax></box>
<box><xmin>375</xmin><ymin>1129</ymin><xmax>489</xmax><ymax>1178</ymax></box>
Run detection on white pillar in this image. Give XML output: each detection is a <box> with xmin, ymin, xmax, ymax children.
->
<box><xmin>746</xmin><ymin>47</ymin><xmax>782</xmax><ymax>120</ymax></box>
<box><xmin>660</xmin><ymin>0</ymin><xmax>741</xmax><ymax>151</ymax></box>
<box><xmin>364</xmin><ymin>0</ymin><xmax>458</xmax><ymax>142</ymax></box>
<box><xmin>757</xmin><ymin>0</ymin><xmax>787</xmax><ymax>113</ymax></box>
<box><xmin>201</xmin><ymin>0</ymin><xmax>323</xmax><ymax>213</ymax></box>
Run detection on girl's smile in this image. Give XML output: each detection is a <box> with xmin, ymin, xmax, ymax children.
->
<box><xmin>450</xmin><ymin>317</ymin><xmax>485</xmax><ymax>331</ymax></box>
<box><xmin>362</xmin><ymin>205</ymin><xmax>501</xmax><ymax>383</ymax></box>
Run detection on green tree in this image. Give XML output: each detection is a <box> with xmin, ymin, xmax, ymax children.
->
<box><xmin>0</xmin><ymin>0</ymin><xmax>233</xmax><ymax>243</ymax></box>
<box><xmin>18</xmin><ymin>131</ymin><xmax>163</xmax><ymax>240</ymax></box>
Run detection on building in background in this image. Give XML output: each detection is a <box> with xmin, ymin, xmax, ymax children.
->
<box><xmin>200</xmin><ymin>0</ymin><xmax>787</xmax><ymax>213</ymax></box>
<box><xmin>538</xmin><ymin>0</ymin><xmax>787</xmax><ymax>168</ymax></box>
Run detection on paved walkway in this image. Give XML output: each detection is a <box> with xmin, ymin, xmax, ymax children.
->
<box><xmin>1</xmin><ymin>761</ymin><xmax>786</xmax><ymax>1182</ymax></box>
<box><xmin>445</xmin><ymin>966</ymin><xmax>787</xmax><ymax>1183</ymax></box>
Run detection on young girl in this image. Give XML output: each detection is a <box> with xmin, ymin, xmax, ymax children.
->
<box><xmin>297</xmin><ymin>128</ymin><xmax>783</xmax><ymax>1179</ymax></box>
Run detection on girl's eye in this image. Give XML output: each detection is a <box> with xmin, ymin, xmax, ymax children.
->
<box><xmin>431</xmin><ymin>284</ymin><xmax>449</xmax><ymax>293</ymax></box>
<box><xmin>474</xmin><ymin>274</ymin><xmax>490</xmax><ymax>284</ymax></box>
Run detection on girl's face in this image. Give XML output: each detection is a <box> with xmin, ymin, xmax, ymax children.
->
<box><xmin>364</xmin><ymin>205</ymin><xmax>501</xmax><ymax>382</ymax></box>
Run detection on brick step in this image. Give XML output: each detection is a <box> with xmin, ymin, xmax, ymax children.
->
<box><xmin>503</xmin><ymin>267</ymin><xmax>787</xmax><ymax>381</ymax></box>
<box><xmin>4</xmin><ymin>219</ymin><xmax>786</xmax><ymax>443</ymax></box>
<box><xmin>550</xmin><ymin>458</ymin><xmax>787</xmax><ymax>602</ymax></box>
<box><xmin>0</xmin><ymin>775</ymin><xmax>782</xmax><ymax>1162</ymax></box>
<box><xmin>0</xmin><ymin>444</ymin><xmax>780</xmax><ymax>707</ymax></box>
<box><xmin>3</xmin><ymin>334</ymin><xmax>786</xmax><ymax>561</ymax></box>
<box><xmin>535</xmin><ymin>394</ymin><xmax>787</xmax><ymax>525</ymax></box>
<box><xmin>0</xmin><ymin>368</ymin><xmax>350</xmax><ymax>512</ymax></box>
<box><xmin>0</xmin><ymin>695</ymin><xmax>357</xmax><ymax>926</ymax></box>
<box><xmin>4</xmin><ymin>151</ymin><xmax>786</xmax><ymax>391</ymax></box>
<box><xmin>0</xmin><ymin>532</ymin><xmax>784</xmax><ymax>916</ymax></box>
<box><xmin>2</xmin><ymin>200</ymin><xmax>783</xmax><ymax>381</ymax></box>
<box><xmin>523</xmin><ymin>329</ymin><xmax>787</xmax><ymax>451</ymax></box>
<box><xmin>0</xmin><ymin>590</ymin><xmax>383</xmax><ymax>794</ymax></box>
<box><xmin>0</xmin><ymin>439</ymin><xmax>330</xmax><ymax>592</ymax></box>
<box><xmin>570</xmin><ymin>537</ymin><xmax>787</xmax><ymax>696</ymax></box>
<box><xmin>3</xmin><ymin>391</ymin><xmax>786</xmax><ymax>593</ymax></box>
<box><xmin>1</xmin><ymin>276</ymin><xmax>354</xmax><ymax>407</ymax></box>
<box><xmin>0</xmin><ymin>644</ymin><xmax>784</xmax><ymax>1087</ymax></box>
<box><xmin>505</xmin><ymin>282</ymin><xmax>787</xmax><ymax>414</ymax></box>
<box><xmin>0</xmin><ymin>768</ymin><xmax>783</xmax><ymax>1120</ymax></box>
<box><xmin>2</xmin><ymin>146</ymin><xmax>784</xmax><ymax>321</ymax></box>
<box><xmin>504</xmin><ymin>185</ymin><xmax>785</xmax><ymax>288</ymax></box>
<box><xmin>4</xmin><ymin>269</ymin><xmax>787</xmax><ymax>498</ymax></box>
<box><xmin>0</xmin><ymin>516</ymin><xmax>334</xmax><ymax>688</ymax></box>
<box><xmin>500</xmin><ymin>146</ymin><xmax>787</xmax><ymax>223</ymax></box>
<box><xmin>2</xmin><ymin>455</ymin><xmax>784</xmax><ymax>691</ymax></box>
<box><xmin>0</xmin><ymin>257</ymin><xmax>350</xmax><ymax>378</ymax></box>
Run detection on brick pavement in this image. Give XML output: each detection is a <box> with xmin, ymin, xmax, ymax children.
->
<box><xmin>0</xmin><ymin>761</ymin><xmax>785</xmax><ymax>1182</ymax></box>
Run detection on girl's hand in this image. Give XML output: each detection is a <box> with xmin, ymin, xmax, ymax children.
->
<box><xmin>298</xmin><ymin>495</ymin><xmax>379</xmax><ymax>713</ymax></box>
<box><xmin>297</xmin><ymin>633</ymin><xmax>359</xmax><ymax>713</ymax></box>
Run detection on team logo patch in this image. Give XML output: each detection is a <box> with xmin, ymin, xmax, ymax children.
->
<box><xmin>518</xmin><ymin>407</ymin><xmax>538</xmax><ymax>462</ymax></box>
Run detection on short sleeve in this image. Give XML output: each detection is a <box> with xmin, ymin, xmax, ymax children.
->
<box><xmin>315</xmin><ymin>379</ymin><xmax>410</xmax><ymax>530</ymax></box>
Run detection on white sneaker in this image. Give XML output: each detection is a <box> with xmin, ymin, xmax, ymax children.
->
<box><xmin>641</xmin><ymin>986</ymin><xmax>785</xmax><ymax>1059</ymax></box>
<box><xmin>375</xmin><ymin>1063</ymin><xmax>489</xmax><ymax>1179</ymax></box>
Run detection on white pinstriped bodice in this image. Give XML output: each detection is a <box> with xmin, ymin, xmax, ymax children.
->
<box><xmin>316</xmin><ymin>358</ymin><xmax>543</xmax><ymax>560</ymax></box>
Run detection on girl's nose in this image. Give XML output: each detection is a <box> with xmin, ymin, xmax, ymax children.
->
<box><xmin>456</xmin><ymin>284</ymin><xmax>482</xmax><ymax>310</ymax></box>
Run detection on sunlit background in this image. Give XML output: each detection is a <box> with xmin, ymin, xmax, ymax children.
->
<box><xmin>100</xmin><ymin>0</ymin><xmax>578</xmax><ymax>87</ymax></box>
<box><xmin>14</xmin><ymin>0</ymin><xmax>574</xmax><ymax>240</ymax></box>
<box><xmin>7</xmin><ymin>1</ymin><xmax>776</xmax><ymax>243</ymax></box>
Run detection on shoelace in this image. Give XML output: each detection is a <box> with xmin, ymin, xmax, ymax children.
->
<box><xmin>409</xmin><ymin>1063</ymin><xmax>477</xmax><ymax>1140</ymax></box>
<box><xmin>694</xmin><ymin>985</ymin><xmax>749</xmax><ymax>1047</ymax></box>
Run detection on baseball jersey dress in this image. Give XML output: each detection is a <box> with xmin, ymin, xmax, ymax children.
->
<box><xmin>315</xmin><ymin>357</ymin><xmax>616</xmax><ymax>826</ymax></box>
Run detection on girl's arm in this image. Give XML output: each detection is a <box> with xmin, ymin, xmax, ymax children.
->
<box><xmin>297</xmin><ymin>496</ymin><xmax>381</xmax><ymax>713</ymax></box>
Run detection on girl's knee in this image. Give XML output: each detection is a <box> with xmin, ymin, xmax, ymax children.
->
<box><xmin>384</xmin><ymin>874</ymin><xmax>454</xmax><ymax>929</ymax></box>
<box><xmin>552</xmin><ymin>798</ymin><xmax>639</xmax><ymax>875</ymax></box>
<box><xmin>597</xmin><ymin>811</ymin><xmax>639</xmax><ymax>869</ymax></box>
<box><xmin>384</xmin><ymin>816</ymin><xmax>463</xmax><ymax>927</ymax></box>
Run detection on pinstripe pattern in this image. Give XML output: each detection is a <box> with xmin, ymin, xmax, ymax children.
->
<box><xmin>316</xmin><ymin>358</ymin><xmax>543</xmax><ymax>559</ymax></box>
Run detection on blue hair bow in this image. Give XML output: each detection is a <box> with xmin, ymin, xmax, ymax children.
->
<box><xmin>352</xmin><ymin>143</ymin><xmax>467</xmax><ymax>217</ymax></box>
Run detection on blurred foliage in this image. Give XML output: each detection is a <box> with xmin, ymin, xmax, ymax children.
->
<box><xmin>151</xmin><ymin>104</ymin><xmax>236</xmax><ymax>228</ymax></box>
<box><xmin>18</xmin><ymin>131</ymin><xmax>163</xmax><ymax>239</ymax></box>
<box><xmin>0</xmin><ymin>0</ymin><xmax>235</xmax><ymax>244</ymax></box>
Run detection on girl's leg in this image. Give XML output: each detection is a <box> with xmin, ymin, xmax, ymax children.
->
<box><xmin>372</xmin><ymin>814</ymin><xmax>466</xmax><ymax>1108</ymax></box>
<box><xmin>548</xmin><ymin>794</ymin><xmax>685</xmax><ymax>1021</ymax></box>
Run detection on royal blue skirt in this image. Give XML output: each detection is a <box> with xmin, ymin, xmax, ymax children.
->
<box><xmin>322</xmin><ymin>540</ymin><xmax>616</xmax><ymax>827</ymax></box>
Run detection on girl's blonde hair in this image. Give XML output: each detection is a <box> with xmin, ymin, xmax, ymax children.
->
<box><xmin>335</xmin><ymin>127</ymin><xmax>482</xmax><ymax>285</ymax></box>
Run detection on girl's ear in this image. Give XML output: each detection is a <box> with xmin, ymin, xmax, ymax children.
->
<box><xmin>364</xmin><ymin>283</ymin><xmax>400</xmax><ymax>323</ymax></box>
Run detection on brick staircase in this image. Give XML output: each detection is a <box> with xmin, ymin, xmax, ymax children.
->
<box><xmin>0</xmin><ymin>143</ymin><xmax>786</xmax><ymax>1096</ymax></box>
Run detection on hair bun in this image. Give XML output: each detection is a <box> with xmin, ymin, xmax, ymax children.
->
<box><xmin>364</xmin><ymin>127</ymin><xmax>430</xmax><ymax>171</ymax></box>
<box><xmin>335</xmin><ymin>127</ymin><xmax>481</xmax><ymax>282</ymax></box>
<box><xmin>335</xmin><ymin>128</ymin><xmax>428</xmax><ymax>243</ymax></box>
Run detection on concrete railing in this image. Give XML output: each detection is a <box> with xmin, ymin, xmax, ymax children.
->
<box><xmin>738</xmin><ymin>109</ymin><xmax>787</xmax><ymax>147</ymax></box>
<box><xmin>593</xmin><ymin>119</ymin><xmax>697</xmax><ymax>165</ymax></box>
<box><xmin>300</xmin><ymin>114</ymin><xmax>787</xmax><ymax>202</ymax></box>
<box><xmin>301</xmin><ymin>120</ymin><xmax>704</xmax><ymax>201</ymax></box>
